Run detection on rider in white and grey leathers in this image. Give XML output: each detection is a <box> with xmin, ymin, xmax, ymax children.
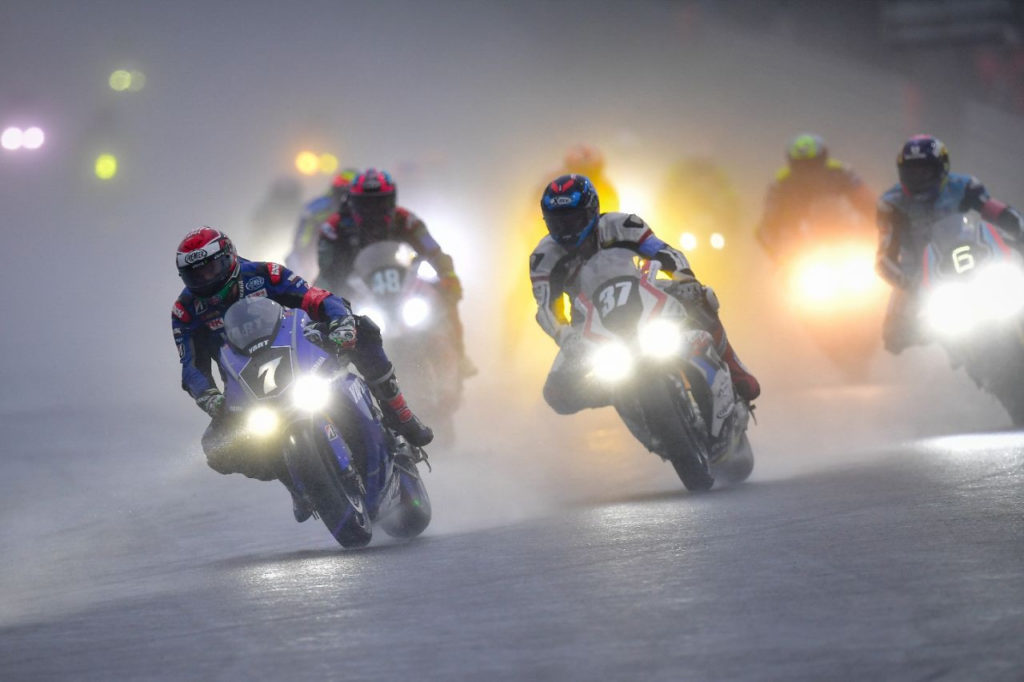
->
<box><xmin>530</xmin><ymin>174</ymin><xmax>761</xmax><ymax>414</ymax></box>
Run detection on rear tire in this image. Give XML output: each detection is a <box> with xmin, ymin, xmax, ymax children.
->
<box><xmin>713</xmin><ymin>433</ymin><xmax>754</xmax><ymax>484</ymax></box>
<box><xmin>378</xmin><ymin>456</ymin><xmax>432</xmax><ymax>539</ymax></box>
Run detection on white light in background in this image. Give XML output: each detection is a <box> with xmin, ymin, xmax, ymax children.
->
<box><xmin>22</xmin><ymin>127</ymin><xmax>44</xmax><ymax>149</ymax></box>
<box><xmin>2</xmin><ymin>127</ymin><xmax>24</xmax><ymax>150</ymax></box>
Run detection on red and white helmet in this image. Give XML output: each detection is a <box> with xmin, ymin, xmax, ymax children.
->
<box><xmin>175</xmin><ymin>227</ymin><xmax>239</xmax><ymax>298</ymax></box>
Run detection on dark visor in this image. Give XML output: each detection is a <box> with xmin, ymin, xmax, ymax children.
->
<box><xmin>900</xmin><ymin>163</ymin><xmax>942</xmax><ymax>194</ymax></box>
<box><xmin>545</xmin><ymin>207</ymin><xmax>593</xmax><ymax>247</ymax></box>
<box><xmin>181</xmin><ymin>252</ymin><xmax>233</xmax><ymax>294</ymax></box>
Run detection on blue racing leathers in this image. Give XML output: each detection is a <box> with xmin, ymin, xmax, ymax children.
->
<box><xmin>876</xmin><ymin>172</ymin><xmax>1024</xmax><ymax>352</ymax></box>
<box><xmin>172</xmin><ymin>259</ymin><xmax>390</xmax><ymax>402</ymax></box>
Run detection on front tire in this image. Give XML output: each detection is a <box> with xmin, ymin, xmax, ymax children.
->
<box><xmin>623</xmin><ymin>373</ymin><xmax>714</xmax><ymax>492</ymax></box>
<box><xmin>286</xmin><ymin>424</ymin><xmax>372</xmax><ymax>548</ymax></box>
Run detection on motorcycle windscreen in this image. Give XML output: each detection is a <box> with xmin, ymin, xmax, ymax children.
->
<box><xmin>224</xmin><ymin>297</ymin><xmax>284</xmax><ymax>355</ymax></box>
<box><xmin>352</xmin><ymin>240</ymin><xmax>410</xmax><ymax>297</ymax></box>
<box><xmin>926</xmin><ymin>214</ymin><xmax>996</xmax><ymax>277</ymax></box>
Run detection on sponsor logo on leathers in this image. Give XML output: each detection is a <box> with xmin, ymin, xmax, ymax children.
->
<box><xmin>245</xmin><ymin>276</ymin><xmax>265</xmax><ymax>291</ymax></box>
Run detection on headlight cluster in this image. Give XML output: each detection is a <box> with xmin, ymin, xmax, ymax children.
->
<box><xmin>790</xmin><ymin>245</ymin><xmax>884</xmax><ymax>312</ymax></box>
<box><xmin>402</xmin><ymin>297</ymin><xmax>431</xmax><ymax>327</ymax></box>
<box><xmin>924</xmin><ymin>263</ymin><xmax>1024</xmax><ymax>337</ymax></box>
<box><xmin>587</xmin><ymin>319</ymin><xmax>684</xmax><ymax>383</ymax></box>
<box><xmin>244</xmin><ymin>375</ymin><xmax>332</xmax><ymax>436</ymax></box>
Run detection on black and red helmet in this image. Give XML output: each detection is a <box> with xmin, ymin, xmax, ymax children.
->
<box><xmin>175</xmin><ymin>227</ymin><xmax>239</xmax><ymax>298</ymax></box>
<box><xmin>897</xmin><ymin>135</ymin><xmax>950</xmax><ymax>200</ymax></box>
<box><xmin>349</xmin><ymin>168</ymin><xmax>397</xmax><ymax>228</ymax></box>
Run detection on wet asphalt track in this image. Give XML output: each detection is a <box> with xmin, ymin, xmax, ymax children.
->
<box><xmin>2</xmin><ymin>374</ymin><xmax>1023</xmax><ymax>681</ymax></box>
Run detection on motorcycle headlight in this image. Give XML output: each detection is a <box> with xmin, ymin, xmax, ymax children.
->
<box><xmin>974</xmin><ymin>263</ymin><xmax>1024</xmax><ymax>320</ymax></box>
<box><xmin>588</xmin><ymin>341</ymin><xmax>634</xmax><ymax>383</ymax></box>
<box><xmin>402</xmin><ymin>297</ymin><xmax>431</xmax><ymax>327</ymax></box>
<box><xmin>638</xmin><ymin>318</ymin><xmax>683</xmax><ymax>359</ymax></box>
<box><xmin>292</xmin><ymin>375</ymin><xmax>331</xmax><ymax>412</ymax></box>
<box><xmin>923</xmin><ymin>282</ymin><xmax>976</xmax><ymax>337</ymax></box>
<box><xmin>710</xmin><ymin>233</ymin><xmax>725</xmax><ymax>250</ymax></box>
<box><xmin>246</xmin><ymin>407</ymin><xmax>280</xmax><ymax>437</ymax></box>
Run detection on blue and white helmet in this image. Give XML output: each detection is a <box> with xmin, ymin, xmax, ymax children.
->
<box><xmin>541</xmin><ymin>174</ymin><xmax>600</xmax><ymax>250</ymax></box>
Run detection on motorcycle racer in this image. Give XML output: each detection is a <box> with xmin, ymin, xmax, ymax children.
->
<box><xmin>757</xmin><ymin>133</ymin><xmax>876</xmax><ymax>261</ymax></box>
<box><xmin>877</xmin><ymin>135</ymin><xmax>1024</xmax><ymax>353</ymax></box>
<box><xmin>316</xmin><ymin>168</ymin><xmax>475</xmax><ymax>377</ymax></box>
<box><xmin>530</xmin><ymin>174</ymin><xmax>760</xmax><ymax>415</ymax></box>
<box><xmin>284</xmin><ymin>168</ymin><xmax>359</xmax><ymax>279</ymax></box>
<box><xmin>172</xmin><ymin>227</ymin><xmax>433</xmax><ymax>520</ymax></box>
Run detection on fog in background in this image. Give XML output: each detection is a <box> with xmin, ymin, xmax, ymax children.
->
<box><xmin>3</xmin><ymin>0</ymin><xmax>1024</xmax><ymax>615</ymax></box>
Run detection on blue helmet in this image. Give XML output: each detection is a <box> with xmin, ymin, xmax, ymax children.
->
<box><xmin>898</xmin><ymin>135</ymin><xmax>950</xmax><ymax>201</ymax></box>
<box><xmin>541</xmin><ymin>174</ymin><xmax>600</xmax><ymax>250</ymax></box>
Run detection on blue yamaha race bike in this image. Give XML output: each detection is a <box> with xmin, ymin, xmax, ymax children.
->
<box><xmin>219</xmin><ymin>297</ymin><xmax>431</xmax><ymax>547</ymax></box>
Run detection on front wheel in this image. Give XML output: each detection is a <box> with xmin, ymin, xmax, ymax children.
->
<box><xmin>285</xmin><ymin>423</ymin><xmax>372</xmax><ymax>548</ymax></box>
<box><xmin>623</xmin><ymin>373</ymin><xmax>714</xmax><ymax>492</ymax></box>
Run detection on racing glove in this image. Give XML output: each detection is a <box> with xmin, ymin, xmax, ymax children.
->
<box><xmin>438</xmin><ymin>273</ymin><xmax>463</xmax><ymax>302</ymax></box>
<box><xmin>196</xmin><ymin>388</ymin><xmax>226</xmax><ymax>419</ymax></box>
<box><xmin>328</xmin><ymin>315</ymin><xmax>358</xmax><ymax>351</ymax></box>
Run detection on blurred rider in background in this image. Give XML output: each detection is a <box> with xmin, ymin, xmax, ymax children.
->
<box><xmin>530</xmin><ymin>174</ymin><xmax>760</xmax><ymax>414</ymax></box>
<box><xmin>562</xmin><ymin>143</ymin><xmax>619</xmax><ymax>213</ymax></box>
<box><xmin>876</xmin><ymin>135</ymin><xmax>1024</xmax><ymax>353</ymax></box>
<box><xmin>284</xmin><ymin>168</ymin><xmax>359</xmax><ymax>280</ymax></box>
<box><xmin>172</xmin><ymin>227</ymin><xmax>433</xmax><ymax>521</ymax></box>
<box><xmin>756</xmin><ymin>133</ymin><xmax>876</xmax><ymax>261</ymax></box>
<box><xmin>316</xmin><ymin>168</ymin><xmax>475</xmax><ymax>377</ymax></box>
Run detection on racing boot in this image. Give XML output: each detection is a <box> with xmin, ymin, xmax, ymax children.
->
<box><xmin>367</xmin><ymin>367</ymin><xmax>434</xmax><ymax>447</ymax></box>
<box><xmin>721</xmin><ymin>341</ymin><xmax>761</xmax><ymax>402</ymax></box>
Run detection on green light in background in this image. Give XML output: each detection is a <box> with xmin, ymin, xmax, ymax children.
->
<box><xmin>128</xmin><ymin>70</ymin><xmax>146</xmax><ymax>92</ymax></box>
<box><xmin>95</xmin><ymin>154</ymin><xmax>118</xmax><ymax>180</ymax></box>
<box><xmin>109</xmin><ymin>70</ymin><xmax>132</xmax><ymax>92</ymax></box>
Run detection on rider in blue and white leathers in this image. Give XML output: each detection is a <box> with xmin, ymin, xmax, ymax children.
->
<box><xmin>877</xmin><ymin>136</ymin><xmax>1024</xmax><ymax>353</ymax></box>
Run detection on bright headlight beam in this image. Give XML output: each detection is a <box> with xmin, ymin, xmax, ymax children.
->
<box><xmin>292</xmin><ymin>375</ymin><xmax>331</xmax><ymax>412</ymax></box>
<box><xmin>710</xmin><ymin>233</ymin><xmax>725</xmax><ymax>250</ymax></box>
<box><xmin>246</xmin><ymin>407</ymin><xmax>280</xmax><ymax>436</ymax></box>
<box><xmin>589</xmin><ymin>342</ymin><xmax>634</xmax><ymax>382</ymax></box>
<box><xmin>402</xmin><ymin>297</ymin><xmax>431</xmax><ymax>327</ymax></box>
<box><xmin>638</xmin><ymin>318</ymin><xmax>683</xmax><ymax>358</ymax></box>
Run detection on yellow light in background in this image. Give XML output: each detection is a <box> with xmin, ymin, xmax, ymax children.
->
<box><xmin>680</xmin><ymin>232</ymin><xmax>698</xmax><ymax>251</ymax></box>
<box><xmin>295</xmin><ymin>151</ymin><xmax>319</xmax><ymax>175</ymax></box>
<box><xmin>128</xmin><ymin>70</ymin><xmax>146</xmax><ymax>92</ymax></box>
<box><xmin>95</xmin><ymin>154</ymin><xmax>118</xmax><ymax>180</ymax></box>
<box><xmin>109</xmin><ymin>70</ymin><xmax>132</xmax><ymax>92</ymax></box>
<box><xmin>710</xmin><ymin>232</ymin><xmax>725</xmax><ymax>250</ymax></box>
<box><xmin>318</xmin><ymin>153</ymin><xmax>338</xmax><ymax>174</ymax></box>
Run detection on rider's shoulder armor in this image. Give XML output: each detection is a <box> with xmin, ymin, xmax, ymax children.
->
<box><xmin>529</xmin><ymin>235</ymin><xmax>568</xmax><ymax>281</ymax></box>
<box><xmin>393</xmin><ymin>207</ymin><xmax>422</xmax><ymax>233</ymax></box>
<box><xmin>597</xmin><ymin>212</ymin><xmax>652</xmax><ymax>246</ymax></box>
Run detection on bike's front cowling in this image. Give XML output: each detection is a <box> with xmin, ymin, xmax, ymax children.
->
<box><xmin>571</xmin><ymin>249</ymin><xmax>754</xmax><ymax>491</ymax></box>
<box><xmin>218</xmin><ymin>297</ymin><xmax>431</xmax><ymax>547</ymax></box>
<box><xmin>345</xmin><ymin>240</ymin><xmax>462</xmax><ymax>445</ymax></box>
<box><xmin>917</xmin><ymin>213</ymin><xmax>1024</xmax><ymax>425</ymax></box>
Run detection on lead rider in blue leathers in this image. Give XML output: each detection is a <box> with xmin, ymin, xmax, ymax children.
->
<box><xmin>876</xmin><ymin>135</ymin><xmax>1024</xmax><ymax>353</ymax></box>
<box><xmin>172</xmin><ymin>227</ymin><xmax>432</xmax><ymax>521</ymax></box>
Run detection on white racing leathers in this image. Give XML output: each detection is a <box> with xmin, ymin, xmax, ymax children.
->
<box><xmin>529</xmin><ymin>212</ymin><xmax>720</xmax><ymax>414</ymax></box>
